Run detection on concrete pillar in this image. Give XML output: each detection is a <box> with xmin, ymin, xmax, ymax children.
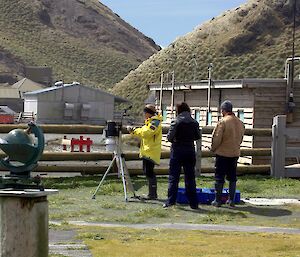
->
<box><xmin>0</xmin><ymin>190</ymin><xmax>57</xmax><ymax>257</ymax></box>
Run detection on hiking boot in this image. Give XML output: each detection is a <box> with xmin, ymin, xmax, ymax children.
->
<box><xmin>163</xmin><ymin>203</ymin><xmax>175</xmax><ymax>208</ymax></box>
<box><xmin>147</xmin><ymin>176</ymin><xmax>157</xmax><ymax>200</ymax></box>
<box><xmin>212</xmin><ymin>182</ymin><xmax>224</xmax><ymax>207</ymax></box>
<box><xmin>226</xmin><ymin>199</ymin><xmax>235</xmax><ymax>207</ymax></box>
<box><xmin>141</xmin><ymin>194</ymin><xmax>157</xmax><ymax>200</ymax></box>
<box><xmin>211</xmin><ymin>200</ymin><xmax>222</xmax><ymax>207</ymax></box>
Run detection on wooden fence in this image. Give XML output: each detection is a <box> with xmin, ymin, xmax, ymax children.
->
<box><xmin>271</xmin><ymin>115</ymin><xmax>300</xmax><ymax>178</ymax></box>
<box><xmin>0</xmin><ymin>124</ymin><xmax>272</xmax><ymax>176</ymax></box>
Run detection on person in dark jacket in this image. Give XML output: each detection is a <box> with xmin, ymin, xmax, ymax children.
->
<box><xmin>163</xmin><ymin>102</ymin><xmax>201</xmax><ymax>209</ymax></box>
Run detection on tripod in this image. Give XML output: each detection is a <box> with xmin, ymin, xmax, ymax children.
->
<box><xmin>91</xmin><ymin>131</ymin><xmax>138</xmax><ymax>202</ymax></box>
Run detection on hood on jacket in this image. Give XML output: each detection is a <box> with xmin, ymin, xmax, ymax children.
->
<box><xmin>177</xmin><ymin>111</ymin><xmax>194</xmax><ymax>123</ymax></box>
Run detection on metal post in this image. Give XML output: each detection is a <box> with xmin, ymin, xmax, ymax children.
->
<box><xmin>207</xmin><ymin>63</ymin><xmax>213</xmax><ymax>112</ymax></box>
<box><xmin>159</xmin><ymin>72</ymin><xmax>164</xmax><ymax>112</ymax></box>
<box><xmin>171</xmin><ymin>71</ymin><xmax>175</xmax><ymax>118</ymax></box>
<box><xmin>271</xmin><ymin>115</ymin><xmax>287</xmax><ymax>178</ymax></box>
<box><xmin>206</xmin><ymin>64</ymin><xmax>213</xmax><ymax>125</ymax></box>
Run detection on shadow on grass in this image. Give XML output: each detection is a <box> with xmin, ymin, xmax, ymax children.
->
<box><xmin>235</xmin><ymin>205</ymin><xmax>292</xmax><ymax>217</ymax></box>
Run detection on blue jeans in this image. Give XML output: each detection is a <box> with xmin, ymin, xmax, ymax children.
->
<box><xmin>166</xmin><ymin>145</ymin><xmax>198</xmax><ymax>207</ymax></box>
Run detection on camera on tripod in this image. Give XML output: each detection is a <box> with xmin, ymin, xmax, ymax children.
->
<box><xmin>92</xmin><ymin>105</ymin><xmax>138</xmax><ymax>201</ymax></box>
<box><xmin>105</xmin><ymin>121</ymin><xmax>122</xmax><ymax>152</ymax></box>
<box><xmin>104</xmin><ymin>105</ymin><xmax>133</xmax><ymax>152</ymax></box>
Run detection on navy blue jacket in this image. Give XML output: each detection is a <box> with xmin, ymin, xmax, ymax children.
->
<box><xmin>167</xmin><ymin>111</ymin><xmax>201</xmax><ymax>147</ymax></box>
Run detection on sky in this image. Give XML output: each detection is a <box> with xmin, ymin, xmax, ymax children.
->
<box><xmin>100</xmin><ymin>0</ymin><xmax>246</xmax><ymax>47</ymax></box>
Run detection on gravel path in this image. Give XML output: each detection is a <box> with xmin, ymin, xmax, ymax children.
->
<box><xmin>49</xmin><ymin>229</ymin><xmax>92</xmax><ymax>257</ymax></box>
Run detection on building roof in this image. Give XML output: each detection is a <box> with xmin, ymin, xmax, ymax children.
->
<box><xmin>0</xmin><ymin>106</ymin><xmax>16</xmax><ymax>114</ymax></box>
<box><xmin>24</xmin><ymin>82</ymin><xmax>129</xmax><ymax>103</ymax></box>
<box><xmin>11</xmin><ymin>78</ymin><xmax>46</xmax><ymax>90</ymax></box>
<box><xmin>148</xmin><ymin>78</ymin><xmax>290</xmax><ymax>91</ymax></box>
<box><xmin>0</xmin><ymin>87</ymin><xmax>20</xmax><ymax>98</ymax></box>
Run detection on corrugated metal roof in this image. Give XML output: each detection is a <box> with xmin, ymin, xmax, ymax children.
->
<box><xmin>24</xmin><ymin>83</ymin><xmax>129</xmax><ymax>102</ymax></box>
<box><xmin>0</xmin><ymin>88</ymin><xmax>20</xmax><ymax>98</ymax></box>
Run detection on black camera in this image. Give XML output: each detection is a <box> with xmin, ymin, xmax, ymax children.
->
<box><xmin>105</xmin><ymin>121</ymin><xmax>121</xmax><ymax>137</ymax></box>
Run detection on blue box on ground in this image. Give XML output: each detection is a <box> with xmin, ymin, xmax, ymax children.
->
<box><xmin>176</xmin><ymin>188</ymin><xmax>240</xmax><ymax>204</ymax></box>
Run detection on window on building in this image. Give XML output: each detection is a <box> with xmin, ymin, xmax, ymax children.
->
<box><xmin>237</xmin><ymin>109</ymin><xmax>244</xmax><ymax>122</ymax></box>
<box><xmin>162</xmin><ymin>104</ymin><xmax>167</xmax><ymax>121</ymax></box>
<box><xmin>195</xmin><ymin>109</ymin><xmax>200</xmax><ymax>122</ymax></box>
<box><xmin>81</xmin><ymin>103</ymin><xmax>91</xmax><ymax>120</ymax></box>
<box><xmin>206</xmin><ymin>111</ymin><xmax>212</xmax><ymax>125</ymax></box>
<box><xmin>64</xmin><ymin>103</ymin><xmax>74</xmax><ymax>119</ymax></box>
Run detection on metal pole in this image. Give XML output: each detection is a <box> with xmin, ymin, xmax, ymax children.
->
<box><xmin>159</xmin><ymin>71</ymin><xmax>164</xmax><ymax>111</ymax></box>
<box><xmin>91</xmin><ymin>155</ymin><xmax>117</xmax><ymax>199</ymax></box>
<box><xmin>171</xmin><ymin>71</ymin><xmax>175</xmax><ymax>118</ymax></box>
<box><xmin>207</xmin><ymin>64</ymin><xmax>213</xmax><ymax>111</ymax></box>
<box><xmin>291</xmin><ymin>0</ymin><xmax>297</xmax><ymax>91</ymax></box>
<box><xmin>207</xmin><ymin>64</ymin><xmax>213</xmax><ymax>125</ymax></box>
<box><xmin>193</xmin><ymin>58</ymin><xmax>198</xmax><ymax>81</ymax></box>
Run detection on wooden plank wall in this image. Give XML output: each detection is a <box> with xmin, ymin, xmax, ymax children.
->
<box><xmin>253</xmin><ymin>86</ymin><xmax>286</xmax><ymax>164</ymax></box>
<box><xmin>156</xmin><ymin>88</ymin><xmax>255</xmax><ymax>164</ymax></box>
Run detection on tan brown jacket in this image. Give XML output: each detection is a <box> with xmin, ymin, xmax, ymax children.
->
<box><xmin>211</xmin><ymin>114</ymin><xmax>245</xmax><ymax>157</ymax></box>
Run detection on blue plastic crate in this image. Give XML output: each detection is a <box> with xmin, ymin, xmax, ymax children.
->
<box><xmin>176</xmin><ymin>187</ymin><xmax>240</xmax><ymax>204</ymax></box>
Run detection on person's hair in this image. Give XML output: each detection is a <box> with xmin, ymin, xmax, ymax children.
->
<box><xmin>143</xmin><ymin>104</ymin><xmax>156</xmax><ymax>115</ymax></box>
<box><xmin>176</xmin><ymin>102</ymin><xmax>191</xmax><ymax>114</ymax></box>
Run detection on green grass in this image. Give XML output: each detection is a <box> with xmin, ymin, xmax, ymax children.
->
<box><xmin>45</xmin><ymin>175</ymin><xmax>300</xmax><ymax>228</ymax></box>
<box><xmin>77</xmin><ymin>227</ymin><xmax>300</xmax><ymax>257</ymax></box>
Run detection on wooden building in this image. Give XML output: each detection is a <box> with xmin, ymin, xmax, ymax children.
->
<box><xmin>0</xmin><ymin>78</ymin><xmax>46</xmax><ymax>112</ymax></box>
<box><xmin>23</xmin><ymin>82</ymin><xmax>128</xmax><ymax>125</ymax></box>
<box><xmin>148</xmin><ymin>78</ymin><xmax>300</xmax><ymax>165</ymax></box>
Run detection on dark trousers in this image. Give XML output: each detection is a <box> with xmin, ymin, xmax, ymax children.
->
<box><xmin>143</xmin><ymin>159</ymin><xmax>155</xmax><ymax>179</ymax></box>
<box><xmin>167</xmin><ymin>146</ymin><xmax>198</xmax><ymax>207</ymax></box>
<box><xmin>143</xmin><ymin>159</ymin><xmax>157</xmax><ymax>198</ymax></box>
<box><xmin>215</xmin><ymin>155</ymin><xmax>238</xmax><ymax>184</ymax></box>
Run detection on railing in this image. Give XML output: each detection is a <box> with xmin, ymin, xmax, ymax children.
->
<box><xmin>0</xmin><ymin>124</ymin><xmax>272</xmax><ymax>176</ymax></box>
<box><xmin>14</xmin><ymin>112</ymin><xmax>35</xmax><ymax>123</ymax></box>
<box><xmin>271</xmin><ymin>115</ymin><xmax>300</xmax><ymax>178</ymax></box>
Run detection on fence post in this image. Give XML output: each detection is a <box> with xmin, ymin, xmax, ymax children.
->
<box><xmin>271</xmin><ymin>115</ymin><xmax>286</xmax><ymax>178</ymax></box>
<box><xmin>63</xmin><ymin>135</ymin><xmax>67</xmax><ymax>151</ymax></box>
<box><xmin>195</xmin><ymin>128</ymin><xmax>202</xmax><ymax>176</ymax></box>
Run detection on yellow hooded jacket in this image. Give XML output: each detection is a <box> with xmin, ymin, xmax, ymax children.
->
<box><xmin>131</xmin><ymin>114</ymin><xmax>162</xmax><ymax>165</ymax></box>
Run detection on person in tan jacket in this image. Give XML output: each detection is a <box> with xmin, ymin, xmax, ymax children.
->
<box><xmin>211</xmin><ymin>100</ymin><xmax>245</xmax><ymax>207</ymax></box>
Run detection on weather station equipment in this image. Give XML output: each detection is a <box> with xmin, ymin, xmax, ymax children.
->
<box><xmin>92</xmin><ymin>106</ymin><xmax>139</xmax><ymax>202</ymax></box>
<box><xmin>0</xmin><ymin>122</ymin><xmax>58</xmax><ymax>257</ymax></box>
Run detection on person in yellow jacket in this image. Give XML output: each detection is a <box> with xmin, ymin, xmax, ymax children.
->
<box><xmin>127</xmin><ymin>104</ymin><xmax>162</xmax><ymax>200</ymax></box>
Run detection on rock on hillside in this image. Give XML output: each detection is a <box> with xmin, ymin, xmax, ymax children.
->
<box><xmin>112</xmin><ymin>0</ymin><xmax>300</xmax><ymax>116</ymax></box>
<box><xmin>0</xmin><ymin>0</ymin><xmax>160</xmax><ymax>87</ymax></box>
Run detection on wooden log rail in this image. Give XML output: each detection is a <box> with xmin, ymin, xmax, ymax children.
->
<box><xmin>19</xmin><ymin>164</ymin><xmax>270</xmax><ymax>175</ymax></box>
<box><xmin>0</xmin><ymin>148</ymin><xmax>272</xmax><ymax>161</ymax></box>
<box><xmin>0</xmin><ymin>148</ymin><xmax>271</xmax><ymax>175</ymax></box>
<box><xmin>0</xmin><ymin>124</ymin><xmax>272</xmax><ymax>175</ymax></box>
<box><xmin>0</xmin><ymin>124</ymin><xmax>272</xmax><ymax>136</ymax></box>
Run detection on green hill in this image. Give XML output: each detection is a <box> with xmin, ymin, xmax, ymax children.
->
<box><xmin>112</xmin><ymin>0</ymin><xmax>300</xmax><ymax>116</ymax></box>
<box><xmin>0</xmin><ymin>0</ymin><xmax>160</xmax><ymax>87</ymax></box>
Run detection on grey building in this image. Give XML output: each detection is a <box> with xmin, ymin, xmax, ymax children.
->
<box><xmin>23</xmin><ymin>82</ymin><xmax>128</xmax><ymax>124</ymax></box>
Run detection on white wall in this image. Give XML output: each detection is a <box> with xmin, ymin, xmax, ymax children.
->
<box><xmin>24</xmin><ymin>97</ymin><xmax>38</xmax><ymax>114</ymax></box>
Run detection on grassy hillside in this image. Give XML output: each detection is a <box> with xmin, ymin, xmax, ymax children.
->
<box><xmin>0</xmin><ymin>0</ymin><xmax>160</xmax><ymax>88</ymax></box>
<box><xmin>112</xmin><ymin>0</ymin><xmax>300</xmax><ymax>116</ymax></box>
